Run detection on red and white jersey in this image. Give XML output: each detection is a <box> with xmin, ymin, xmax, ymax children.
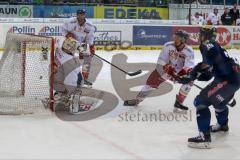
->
<box><xmin>60</xmin><ymin>17</ymin><xmax>95</xmax><ymax>45</ymax></box>
<box><xmin>206</xmin><ymin>12</ymin><xmax>221</xmax><ymax>25</ymax></box>
<box><xmin>157</xmin><ymin>41</ymin><xmax>195</xmax><ymax>73</ymax></box>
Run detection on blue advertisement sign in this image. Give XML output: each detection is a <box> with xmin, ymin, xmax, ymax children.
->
<box><xmin>133</xmin><ymin>26</ymin><xmax>172</xmax><ymax>45</ymax></box>
<box><xmin>33</xmin><ymin>5</ymin><xmax>94</xmax><ymax>18</ymax></box>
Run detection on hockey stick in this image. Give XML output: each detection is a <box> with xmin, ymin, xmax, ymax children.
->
<box><xmin>193</xmin><ymin>83</ymin><xmax>236</xmax><ymax>107</ymax></box>
<box><xmin>83</xmin><ymin>31</ymin><xmax>141</xmax><ymax>76</ymax></box>
<box><xmin>93</xmin><ymin>54</ymin><xmax>142</xmax><ymax>76</ymax></box>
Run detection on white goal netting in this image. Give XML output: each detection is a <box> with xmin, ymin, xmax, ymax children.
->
<box><xmin>0</xmin><ymin>33</ymin><xmax>54</xmax><ymax>115</ymax></box>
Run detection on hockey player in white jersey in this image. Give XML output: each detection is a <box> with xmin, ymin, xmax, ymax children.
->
<box><xmin>52</xmin><ymin>36</ymin><xmax>91</xmax><ymax>113</ymax></box>
<box><xmin>124</xmin><ymin>30</ymin><xmax>195</xmax><ymax>113</ymax></box>
<box><xmin>60</xmin><ymin>9</ymin><xmax>95</xmax><ymax>87</ymax></box>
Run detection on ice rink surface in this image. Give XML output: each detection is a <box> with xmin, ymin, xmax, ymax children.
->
<box><xmin>0</xmin><ymin>49</ymin><xmax>240</xmax><ymax>160</ymax></box>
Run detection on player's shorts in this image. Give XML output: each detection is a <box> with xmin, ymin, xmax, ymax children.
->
<box><xmin>197</xmin><ymin>71</ymin><xmax>240</xmax><ymax>108</ymax></box>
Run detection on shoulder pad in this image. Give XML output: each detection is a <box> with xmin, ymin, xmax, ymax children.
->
<box><xmin>85</xmin><ymin>20</ymin><xmax>93</xmax><ymax>27</ymax></box>
<box><xmin>164</xmin><ymin>41</ymin><xmax>175</xmax><ymax>47</ymax></box>
<box><xmin>69</xmin><ymin>17</ymin><xmax>77</xmax><ymax>23</ymax></box>
<box><xmin>184</xmin><ymin>45</ymin><xmax>194</xmax><ymax>53</ymax></box>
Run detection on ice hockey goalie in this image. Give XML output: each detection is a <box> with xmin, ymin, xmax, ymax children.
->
<box><xmin>48</xmin><ymin>36</ymin><xmax>93</xmax><ymax>114</ymax></box>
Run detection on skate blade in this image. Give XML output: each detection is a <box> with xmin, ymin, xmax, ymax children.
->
<box><xmin>173</xmin><ymin>108</ymin><xmax>187</xmax><ymax>114</ymax></box>
<box><xmin>82</xmin><ymin>85</ymin><xmax>92</xmax><ymax>89</ymax></box>
<box><xmin>188</xmin><ymin>142</ymin><xmax>211</xmax><ymax>149</ymax></box>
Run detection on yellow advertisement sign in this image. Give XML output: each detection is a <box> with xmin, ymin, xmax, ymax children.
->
<box><xmin>94</xmin><ymin>6</ymin><xmax>168</xmax><ymax>19</ymax></box>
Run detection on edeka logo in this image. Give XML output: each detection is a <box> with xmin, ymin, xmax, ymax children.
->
<box><xmin>216</xmin><ymin>27</ymin><xmax>231</xmax><ymax>46</ymax></box>
<box><xmin>19</xmin><ymin>6</ymin><xmax>31</xmax><ymax>18</ymax></box>
<box><xmin>38</xmin><ymin>26</ymin><xmax>62</xmax><ymax>36</ymax></box>
<box><xmin>133</xmin><ymin>26</ymin><xmax>171</xmax><ymax>45</ymax></box>
<box><xmin>104</xmin><ymin>8</ymin><xmax>159</xmax><ymax>19</ymax></box>
<box><xmin>8</xmin><ymin>26</ymin><xmax>35</xmax><ymax>34</ymax></box>
<box><xmin>94</xmin><ymin>31</ymin><xmax>121</xmax><ymax>45</ymax></box>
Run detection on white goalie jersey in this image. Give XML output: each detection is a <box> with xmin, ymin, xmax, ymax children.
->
<box><xmin>60</xmin><ymin>17</ymin><xmax>95</xmax><ymax>45</ymax></box>
<box><xmin>157</xmin><ymin>41</ymin><xmax>195</xmax><ymax>73</ymax></box>
<box><xmin>54</xmin><ymin>37</ymin><xmax>82</xmax><ymax>92</ymax></box>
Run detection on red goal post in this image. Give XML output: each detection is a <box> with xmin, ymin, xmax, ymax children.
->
<box><xmin>0</xmin><ymin>33</ymin><xmax>55</xmax><ymax>114</ymax></box>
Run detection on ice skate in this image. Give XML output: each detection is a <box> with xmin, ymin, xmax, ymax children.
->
<box><xmin>123</xmin><ymin>99</ymin><xmax>140</xmax><ymax>106</ymax></box>
<box><xmin>173</xmin><ymin>100</ymin><xmax>188</xmax><ymax>114</ymax></box>
<box><xmin>83</xmin><ymin>79</ymin><xmax>93</xmax><ymax>88</ymax></box>
<box><xmin>188</xmin><ymin>131</ymin><xmax>211</xmax><ymax>149</ymax></box>
<box><xmin>211</xmin><ymin>123</ymin><xmax>229</xmax><ymax>133</ymax></box>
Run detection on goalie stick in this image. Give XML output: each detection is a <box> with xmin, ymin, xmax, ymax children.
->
<box><xmin>93</xmin><ymin>53</ymin><xmax>142</xmax><ymax>76</ymax></box>
<box><xmin>193</xmin><ymin>83</ymin><xmax>236</xmax><ymax>107</ymax></box>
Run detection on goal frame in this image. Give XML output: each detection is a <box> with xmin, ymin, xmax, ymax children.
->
<box><xmin>1</xmin><ymin>33</ymin><xmax>55</xmax><ymax>111</ymax></box>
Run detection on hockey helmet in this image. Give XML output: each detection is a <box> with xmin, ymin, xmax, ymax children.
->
<box><xmin>174</xmin><ymin>30</ymin><xmax>189</xmax><ymax>42</ymax></box>
<box><xmin>199</xmin><ymin>26</ymin><xmax>217</xmax><ymax>41</ymax></box>
<box><xmin>77</xmin><ymin>9</ymin><xmax>86</xmax><ymax>15</ymax></box>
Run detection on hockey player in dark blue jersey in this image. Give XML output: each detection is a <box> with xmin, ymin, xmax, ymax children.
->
<box><xmin>178</xmin><ymin>26</ymin><xmax>240</xmax><ymax>149</ymax></box>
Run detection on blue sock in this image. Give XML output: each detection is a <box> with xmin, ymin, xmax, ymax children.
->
<box><xmin>197</xmin><ymin>108</ymin><xmax>211</xmax><ymax>132</ymax></box>
<box><xmin>215</xmin><ymin>107</ymin><xmax>229</xmax><ymax>125</ymax></box>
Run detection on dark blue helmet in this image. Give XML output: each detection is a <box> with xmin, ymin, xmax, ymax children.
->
<box><xmin>200</xmin><ymin>26</ymin><xmax>217</xmax><ymax>41</ymax></box>
<box><xmin>77</xmin><ymin>9</ymin><xmax>86</xmax><ymax>15</ymax></box>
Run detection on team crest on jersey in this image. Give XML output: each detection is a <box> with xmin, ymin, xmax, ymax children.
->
<box><xmin>169</xmin><ymin>50</ymin><xmax>186</xmax><ymax>60</ymax></box>
<box><xmin>169</xmin><ymin>50</ymin><xmax>178</xmax><ymax>59</ymax></box>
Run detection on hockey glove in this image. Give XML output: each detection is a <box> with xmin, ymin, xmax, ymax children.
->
<box><xmin>90</xmin><ymin>45</ymin><xmax>95</xmax><ymax>55</ymax></box>
<box><xmin>177</xmin><ymin>63</ymin><xmax>213</xmax><ymax>84</ymax></box>
<box><xmin>78</xmin><ymin>43</ymin><xmax>92</xmax><ymax>58</ymax></box>
<box><xmin>163</xmin><ymin>64</ymin><xmax>177</xmax><ymax>78</ymax></box>
<box><xmin>176</xmin><ymin>74</ymin><xmax>193</xmax><ymax>84</ymax></box>
<box><xmin>177</xmin><ymin>67</ymin><xmax>192</xmax><ymax>77</ymax></box>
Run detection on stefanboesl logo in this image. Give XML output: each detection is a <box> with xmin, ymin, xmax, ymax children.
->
<box><xmin>19</xmin><ymin>6</ymin><xmax>31</xmax><ymax>18</ymax></box>
<box><xmin>38</xmin><ymin>26</ymin><xmax>62</xmax><ymax>36</ymax></box>
<box><xmin>8</xmin><ymin>26</ymin><xmax>35</xmax><ymax>34</ymax></box>
<box><xmin>137</xmin><ymin>29</ymin><xmax>166</xmax><ymax>39</ymax></box>
<box><xmin>216</xmin><ymin>27</ymin><xmax>231</xmax><ymax>46</ymax></box>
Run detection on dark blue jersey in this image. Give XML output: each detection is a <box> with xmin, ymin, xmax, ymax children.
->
<box><xmin>199</xmin><ymin>41</ymin><xmax>237</xmax><ymax>79</ymax></box>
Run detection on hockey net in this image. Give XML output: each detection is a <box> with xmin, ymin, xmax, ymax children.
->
<box><xmin>0</xmin><ymin>33</ymin><xmax>54</xmax><ymax>115</ymax></box>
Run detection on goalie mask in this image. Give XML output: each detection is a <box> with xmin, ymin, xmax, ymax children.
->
<box><xmin>62</xmin><ymin>37</ymin><xmax>78</xmax><ymax>54</ymax></box>
<box><xmin>56</xmin><ymin>36</ymin><xmax>78</xmax><ymax>54</ymax></box>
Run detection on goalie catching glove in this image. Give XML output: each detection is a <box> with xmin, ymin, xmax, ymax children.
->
<box><xmin>177</xmin><ymin>62</ymin><xmax>213</xmax><ymax>84</ymax></box>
